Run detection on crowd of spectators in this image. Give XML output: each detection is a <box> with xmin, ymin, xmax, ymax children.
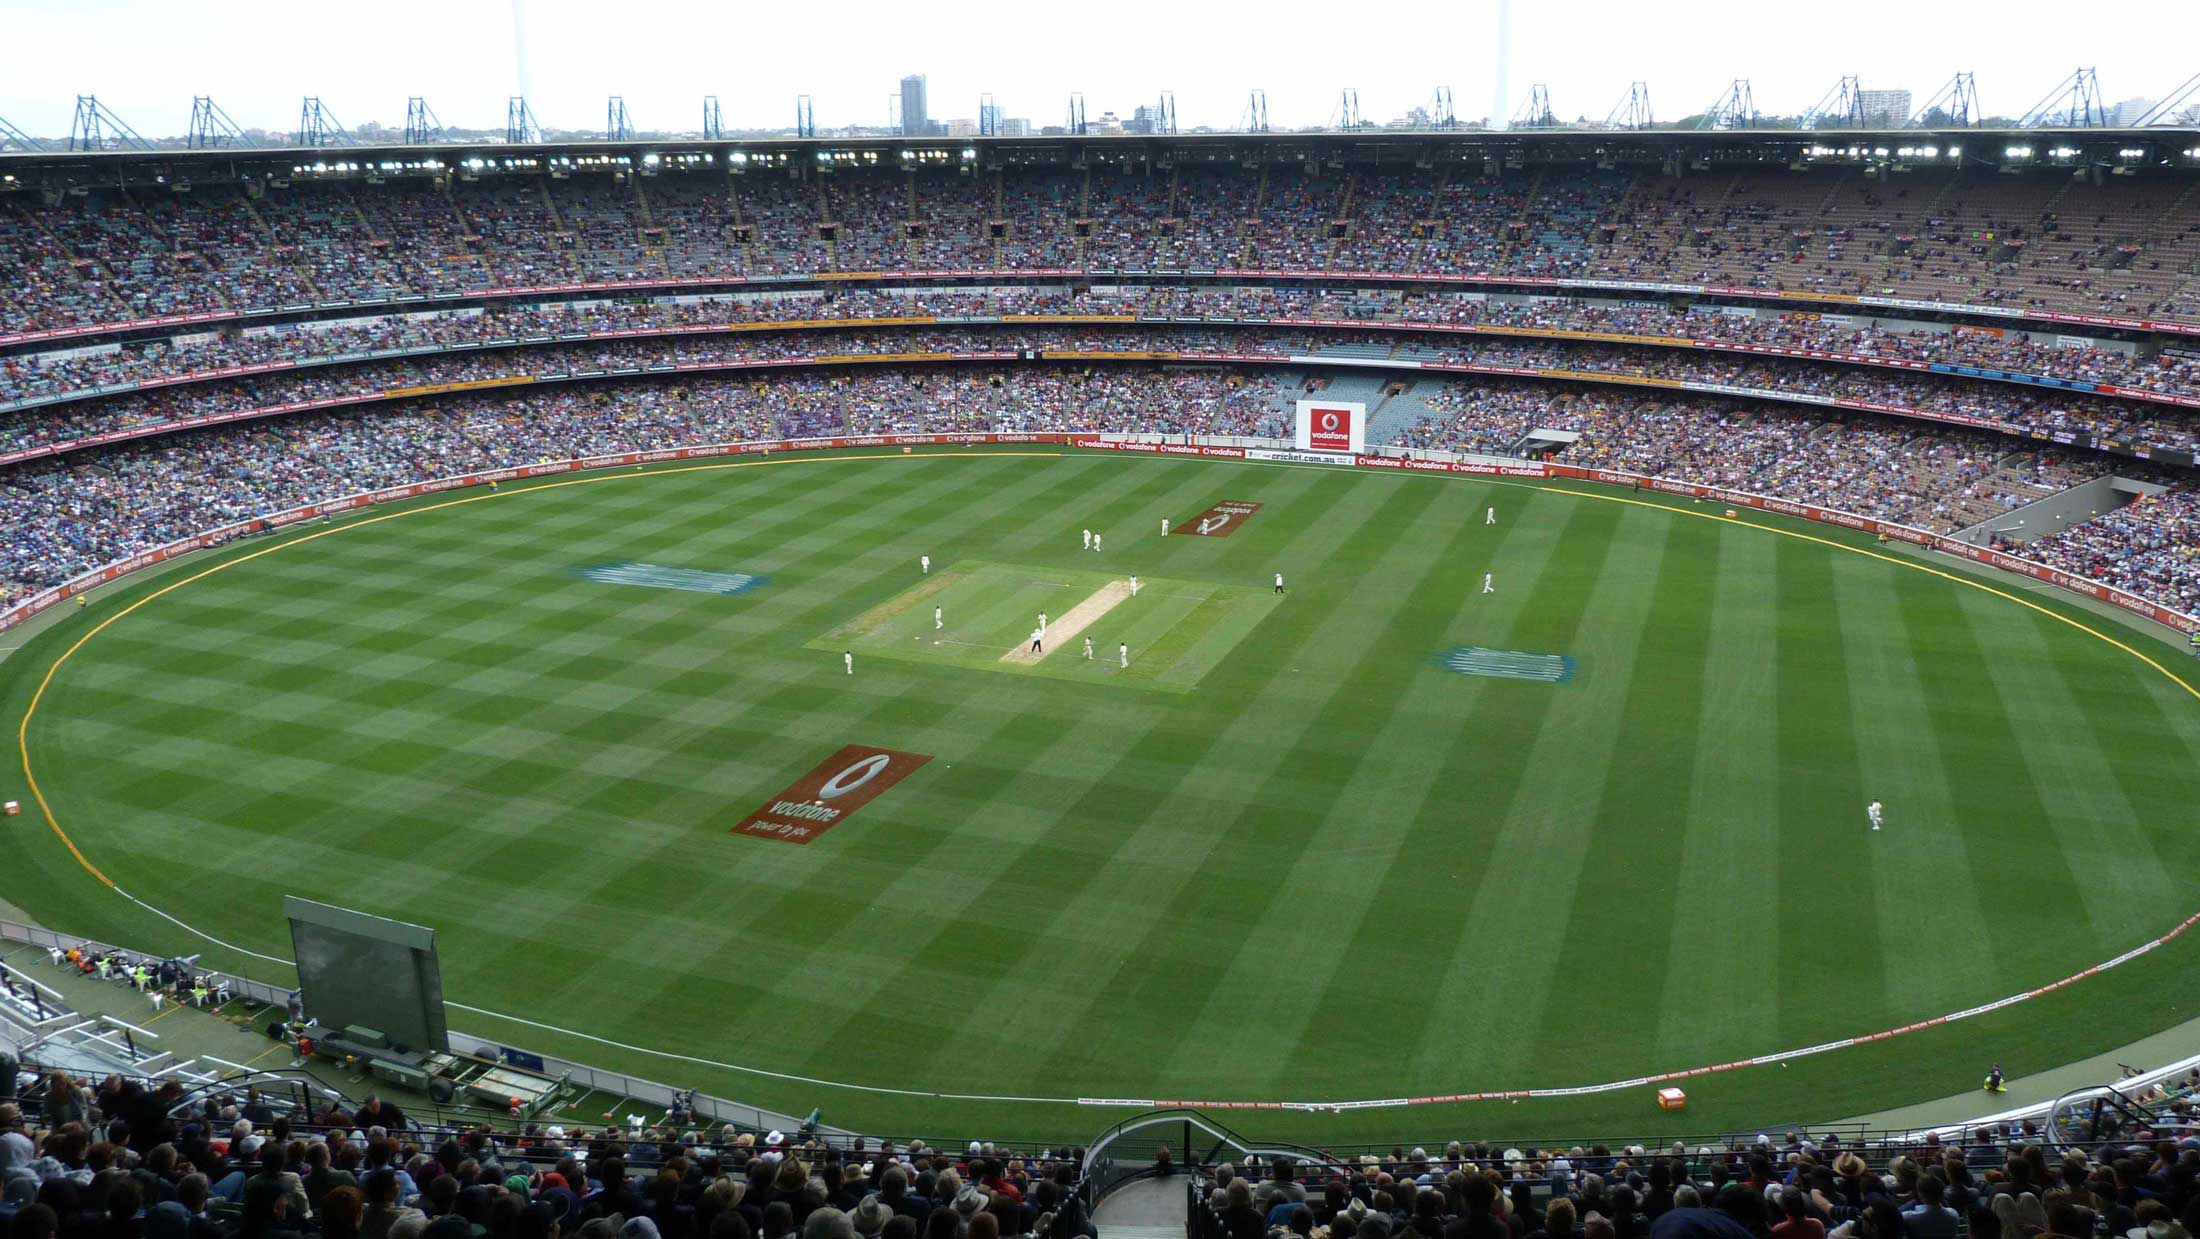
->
<box><xmin>2025</xmin><ymin>488</ymin><xmax>2200</xmax><ymax>614</ymax></box>
<box><xmin>7</xmin><ymin>165</ymin><xmax>2199</xmax><ymax>338</ymax></box>
<box><xmin>1583</xmin><ymin>167</ymin><xmax>2200</xmax><ymax>327</ymax></box>
<box><xmin>16</xmin><ymin>1064</ymin><xmax>2200</xmax><ymax>1239</ymax></box>
<box><xmin>4</xmin><ymin>364</ymin><xmax>2195</xmax><ymax>615</ymax></box>
<box><xmin>1391</xmin><ymin>381</ymin><xmax>2116</xmax><ymax>535</ymax></box>
<box><xmin>0</xmin><ymin>367</ymin><xmax>1294</xmax><ymax>603</ymax></box>
<box><xmin>0</xmin><ymin>1077</ymin><xmax>1094</xmax><ymax>1239</ymax></box>
<box><xmin>10</xmin><ymin>319</ymin><xmax>2200</xmax><ymax>467</ymax></box>
<box><xmin>9</xmin><ymin>290</ymin><xmax>2198</xmax><ymax>438</ymax></box>
<box><xmin>1192</xmin><ymin>1124</ymin><xmax>2200</xmax><ymax>1239</ymax></box>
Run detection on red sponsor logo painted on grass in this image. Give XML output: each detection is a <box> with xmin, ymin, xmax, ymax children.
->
<box><xmin>1179</xmin><ymin>500</ymin><xmax>1263</xmax><ymax>537</ymax></box>
<box><xmin>732</xmin><ymin>745</ymin><xmax>933</xmax><ymax>844</ymax></box>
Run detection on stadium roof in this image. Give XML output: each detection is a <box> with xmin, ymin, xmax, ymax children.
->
<box><xmin>4</xmin><ymin>125</ymin><xmax>2198</xmax><ymax>187</ymax></box>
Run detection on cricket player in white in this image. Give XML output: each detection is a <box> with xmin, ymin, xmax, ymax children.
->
<box><xmin>1082</xmin><ymin>528</ymin><xmax>1092</xmax><ymax>550</ymax></box>
<box><xmin>1129</xmin><ymin>576</ymin><xmax>1140</xmax><ymax>597</ymax></box>
<box><xmin>1161</xmin><ymin>518</ymin><xmax>1169</xmax><ymax>536</ymax></box>
<box><xmin>1482</xmin><ymin>573</ymin><xmax>1495</xmax><ymax>593</ymax></box>
<box><xmin>920</xmin><ymin>554</ymin><xmax>930</xmax><ymax>574</ymax></box>
<box><xmin>1083</xmin><ymin>636</ymin><xmax>1094</xmax><ymax>660</ymax></box>
<box><xmin>1093</xmin><ymin>533</ymin><xmax>1102</xmax><ymax>552</ymax></box>
<box><xmin>1038</xmin><ymin>611</ymin><xmax>1048</xmax><ymax>634</ymax></box>
<box><xmin>1119</xmin><ymin>642</ymin><xmax>1128</xmax><ymax>668</ymax></box>
<box><xmin>1486</xmin><ymin>507</ymin><xmax>1496</xmax><ymax>526</ymax></box>
<box><xmin>843</xmin><ymin>650</ymin><xmax>853</xmax><ymax>675</ymax></box>
<box><xmin>1867</xmin><ymin>800</ymin><xmax>1883</xmax><ymax>831</ymax></box>
<box><xmin>934</xmin><ymin>606</ymin><xmax>943</xmax><ymax>630</ymax></box>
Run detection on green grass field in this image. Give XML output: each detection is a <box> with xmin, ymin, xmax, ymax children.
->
<box><xmin>6</xmin><ymin>445</ymin><xmax>2200</xmax><ymax>1143</ymax></box>
<box><xmin>813</xmin><ymin>560</ymin><xmax>1280</xmax><ymax>690</ymax></box>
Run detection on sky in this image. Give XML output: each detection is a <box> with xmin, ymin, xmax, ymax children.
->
<box><xmin>1</xmin><ymin>0</ymin><xmax>2196</xmax><ymax>139</ymax></box>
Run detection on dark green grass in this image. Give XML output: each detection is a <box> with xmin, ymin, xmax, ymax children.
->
<box><xmin>5</xmin><ymin>447</ymin><xmax>2200</xmax><ymax>1144</ymax></box>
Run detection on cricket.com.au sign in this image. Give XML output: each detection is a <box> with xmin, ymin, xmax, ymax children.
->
<box><xmin>732</xmin><ymin>745</ymin><xmax>934</xmax><ymax>844</ymax></box>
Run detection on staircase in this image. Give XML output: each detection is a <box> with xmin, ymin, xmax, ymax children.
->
<box><xmin>633</xmin><ymin>182</ymin><xmax>670</xmax><ymax>277</ymax></box>
<box><xmin>1240</xmin><ymin>165</ymin><xmax>1269</xmax><ymax>265</ymax></box>
<box><xmin>1493</xmin><ymin>164</ymin><xmax>1548</xmax><ymax>269</ymax></box>
<box><xmin>1093</xmin><ymin>1175</ymin><xmax>1188</xmax><ymax>1239</ymax></box>
<box><xmin>989</xmin><ymin>167</ymin><xmax>1006</xmax><ymax>268</ymax></box>
<box><xmin>536</xmin><ymin>179</ymin><xmax>581</xmax><ymax>278</ymax></box>
<box><xmin>1364</xmin><ymin>379</ymin><xmax>1453</xmax><ymax>446</ymax></box>
<box><xmin>1410</xmin><ymin>166</ymin><xmax>1452</xmax><ymax>268</ymax></box>
<box><xmin>902</xmin><ymin>169</ymin><xmax>922</xmax><ymax>267</ymax></box>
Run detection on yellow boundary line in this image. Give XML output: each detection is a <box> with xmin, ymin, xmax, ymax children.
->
<box><xmin>14</xmin><ymin>450</ymin><xmax>1062</xmax><ymax>888</ymax></box>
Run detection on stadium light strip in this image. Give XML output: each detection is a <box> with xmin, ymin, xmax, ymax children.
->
<box><xmin>13</xmin><ymin>443</ymin><xmax>2200</xmax><ymax>1112</ymax></box>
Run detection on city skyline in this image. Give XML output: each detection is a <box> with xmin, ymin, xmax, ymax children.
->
<box><xmin>0</xmin><ymin>0</ymin><xmax>2196</xmax><ymax>139</ymax></box>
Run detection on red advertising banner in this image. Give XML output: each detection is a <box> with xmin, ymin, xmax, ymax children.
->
<box><xmin>732</xmin><ymin>745</ymin><xmax>934</xmax><ymax>844</ymax></box>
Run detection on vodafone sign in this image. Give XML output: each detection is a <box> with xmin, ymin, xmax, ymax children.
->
<box><xmin>1296</xmin><ymin>399</ymin><xmax>1365</xmax><ymax>455</ymax></box>
<box><xmin>732</xmin><ymin>744</ymin><xmax>934</xmax><ymax>844</ymax></box>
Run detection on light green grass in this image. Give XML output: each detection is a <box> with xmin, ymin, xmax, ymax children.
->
<box><xmin>2</xmin><ymin>446</ymin><xmax>2199</xmax><ymax>1145</ymax></box>
<box><xmin>810</xmin><ymin>560</ymin><xmax>1281</xmax><ymax>691</ymax></box>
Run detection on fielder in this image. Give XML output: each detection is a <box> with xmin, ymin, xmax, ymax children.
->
<box><xmin>1029</xmin><ymin>627</ymin><xmax>1045</xmax><ymax>653</ymax></box>
<box><xmin>1119</xmin><ymin>642</ymin><xmax>1128</xmax><ymax>668</ymax></box>
<box><xmin>1082</xmin><ymin>528</ymin><xmax>1092</xmax><ymax>550</ymax></box>
<box><xmin>1481</xmin><ymin>573</ymin><xmax>1494</xmax><ymax>594</ymax></box>
<box><xmin>1161</xmin><ymin>518</ymin><xmax>1170</xmax><ymax>536</ymax></box>
<box><xmin>1093</xmin><ymin>533</ymin><xmax>1103</xmax><ymax>552</ymax></box>
<box><xmin>920</xmin><ymin>554</ymin><xmax>930</xmax><ymax>574</ymax></box>
<box><xmin>1867</xmin><ymin>800</ymin><xmax>1884</xmax><ymax>832</ymax></box>
<box><xmin>1129</xmin><ymin>576</ymin><xmax>1140</xmax><ymax>597</ymax></box>
<box><xmin>935</xmin><ymin>606</ymin><xmax>943</xmax><ymax>630</ymax></box>
<box><xmin>1485</xmin><ymin>507</ymin><xmax>1496</xmax><ymax>526</ymax></box>
<box><xmin>844</xmin><ymin>650</ymin><xmax>854</xmax><ymax>675</ymax></box>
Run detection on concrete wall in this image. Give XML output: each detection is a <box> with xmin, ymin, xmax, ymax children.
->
<box><xmin>1953</xmin><ymin>474</ymin><xmax>2170</xmax><ymax>546</ymax></box>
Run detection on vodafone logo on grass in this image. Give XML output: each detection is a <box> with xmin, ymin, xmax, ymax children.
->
<box><xmin>733</xmin><ymin>744</ymin><xmax>933</xmax><ymax>844</ymax></box>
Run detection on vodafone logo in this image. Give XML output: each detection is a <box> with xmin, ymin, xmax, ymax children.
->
<box><xmin>735</xmin><ymin>744</ymin><xmax>933</xmax><ymax>844</ymax></box>
<box><xmin>820</xmin><ymin>753</ymin><xmax>893</xmax><ymax>799</ymax></box>
<box><xmin>1301</xmin><ymin>401</ymin><xmax>1359</xmax><ymax>453</ymax></box>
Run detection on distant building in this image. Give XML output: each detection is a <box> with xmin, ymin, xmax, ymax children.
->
<box><xmin>1124</xmin><ymin>105</ymin><xmax>1159</xmax><ymax>134</ymax></box>
<box><xmin>2109</xmin><ymin>96</ymin><xmax>2157</xmax><ymax>126</ymax></box>
<box><xmin>1858</xmin><ymin>89</ymin><xmax>1911</xmax><ymax>128</ymax></box>
<box><xmin>945</xmin><ymin>118</ymin><xmax>978</xmax><ymax>137</ymax></box>
<box><xmin>900</xmin><ymin>75</ymin><xmax>929</xmax><ymax>137</ymax></box>
<box><xmin>1000</xmin><ymin>117</ymin><xmax>1031</xmax><ymax>137</ymax></box>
